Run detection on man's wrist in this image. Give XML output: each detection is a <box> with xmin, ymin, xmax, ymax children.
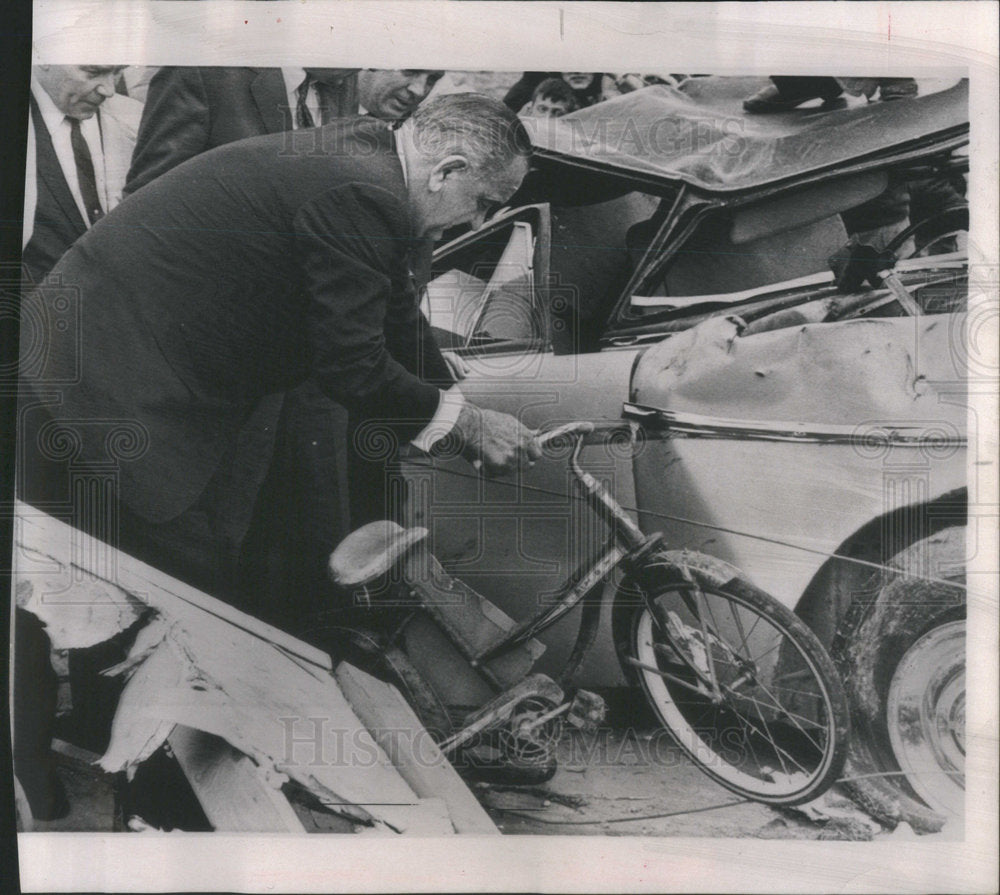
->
<box><xmin>410</xmin><ymin>385</ymin><xmax>466</xmax><ymax>453</ymax></box>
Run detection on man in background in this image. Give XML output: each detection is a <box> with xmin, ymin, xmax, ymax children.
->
<box><xmin>23</xmin><ymin>64</ymin><xmax>142</xmax><ymax>284</ymax></box>
<box><xmin>356</xmin><ymin>68</ymin><xmax>444</xmax><ymax>118</ymax></box>
<box><xmin>519</xmin><ymin>77</ymin><xmax>578</xmax><ymax>118</ymax></box>
<box><xmin>124</xmin><ymin>66</ymin><xmax>444</xmax><ymax>193</ymax></box>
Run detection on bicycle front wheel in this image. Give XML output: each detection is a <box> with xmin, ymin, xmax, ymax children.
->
<box><xmin>619</xmin><ymin>556</ymin><xmax>848</xmax><ymax>805</ymax></box>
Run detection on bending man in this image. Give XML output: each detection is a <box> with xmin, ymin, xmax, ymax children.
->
<box><xmin>20</xmin><ymin>93</ymin><xmax>540</xmax><ymax>616</ymax></box>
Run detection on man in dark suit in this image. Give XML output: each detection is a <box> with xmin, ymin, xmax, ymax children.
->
<box><xmin>123</xmin><ymin>66</ymin><xmax>359</xmax><ymax>195</ymax></box>
<box><xmin>122</xmin><ymin>65</ymin><xmax>447</xmax><ymax>609</ymax></box>
<box><xmin>21</xmin><ymin>94</ymin><xmax>539</xmax><ymax>619</ymax></box>
<box><xmin>23</xmin><ymin>64</ymin><xmax>143</xmax><ymax>284</ymax></box>
<box><xmin>124</xmin><ymin>66</ymin><xmax>445</xmax><ymax>195</ymax></box>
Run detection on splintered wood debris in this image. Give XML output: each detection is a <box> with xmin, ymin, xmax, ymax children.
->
<box><xmin>13</xmin><ymin>502</ymin><xmax>497</xmax><ymax>834</ymax></box>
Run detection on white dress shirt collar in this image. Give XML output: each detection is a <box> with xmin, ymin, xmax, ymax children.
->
<box><xmin>31</xmin><ymin>76</ymin><xmax>72</xmax><ymax>140</ymax></box>
<box><xmin>280</xmin><ymin>67</ymin><xmax>319</xmax><ymax>128</ymax></box>
<box><xmin>30</xmin><ymin>76</ymin><xmax>107</xmax><ymax>227</ymax></box>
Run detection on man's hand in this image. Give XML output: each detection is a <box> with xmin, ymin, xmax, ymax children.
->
<box><xmin>454</xmin><ymin>403</ymin><xmax>541</xmax><ymax>476</ymax></box>
<box><xmin>440</xmin><ymin>351</ymin><xmax>470</xmax><ymax>381</ymax></box>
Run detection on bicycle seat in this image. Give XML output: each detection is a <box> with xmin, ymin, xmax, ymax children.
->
<box><xmin>327</xmin><ymin>521</ymin><xmax>429</xmax><ymax>587</ymax></box>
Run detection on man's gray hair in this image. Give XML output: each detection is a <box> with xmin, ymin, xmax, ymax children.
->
<box><xmin>409</xmin><ymin>93</ymin><xmax>532</xmax><ymax>176</ymax></box>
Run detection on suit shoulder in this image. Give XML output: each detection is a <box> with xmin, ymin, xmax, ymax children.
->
<box><xmin>298</xmin><ymin>179</ymin><xmax>408</xmax><ymax>226</ymax></box>
<box><xmin>202</xmin><ymin>66</ymin><xmax>282</xmax><ymax>93</ymax></box>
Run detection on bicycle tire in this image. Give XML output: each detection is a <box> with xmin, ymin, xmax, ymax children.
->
<box><xmin>615</xmin><ymin>552</ymin><xmax>849</xmax><ymax>806</ymax></box>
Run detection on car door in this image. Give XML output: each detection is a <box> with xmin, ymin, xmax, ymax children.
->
<box><xmin>400</xmin><ymin>205</ymin><xmax>641</xmax><ymax>682</ymax></box>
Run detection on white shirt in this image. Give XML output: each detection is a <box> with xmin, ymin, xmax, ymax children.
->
<box><xmin>30</xmin><ymin>77</ymin><xmax>108</xmax><ymax>227</ymax></box>
<box><xmin>280</xmin><ymin>67</ymin><xmax>321</xmax><ymax>127</ymax></box>
<box><xmin>276</xmin><ymin>73</ymin><xmax>462</xmax><ymax>445</ymax></box>
<box><xmin>392</xmin><ymin>127</ymin><xmax>466</xmax><ymax>452</ymax></box>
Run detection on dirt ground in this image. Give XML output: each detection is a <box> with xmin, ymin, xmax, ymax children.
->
<box><xmin>30</xmin><ymin>727</ymin><xmax>934</xmax><ymax>841</ymax></box>
<box><xmin>477</xmin><ymin>728</ymin><xmax>845</xmax><ymax>839</ymax></box>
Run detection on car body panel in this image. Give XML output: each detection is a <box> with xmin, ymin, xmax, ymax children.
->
<box><xmin>401</xmin><ymin>77</ymin><xmax>969</xmax><ymax>688</ymax></box>
<box><xmin>628</xmin><ymin>314</ymin><xmax>967</xmax><ymax>607</ymax></box>
<box><xmin>632</xmin><ymin>314</ymin><xmax>968</xmax><ymax>608</ymax></box>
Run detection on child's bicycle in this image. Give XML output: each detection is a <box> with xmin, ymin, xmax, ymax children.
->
<box><xmin>325</xmin><ymin>421</ymin><xmax>849</xmax><ymax>805</ymax></box>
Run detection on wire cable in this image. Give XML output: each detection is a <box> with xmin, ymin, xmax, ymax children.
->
<box><xmin>406</xmin><ymin>458</ymin><xmax>969</xmax><ymax>593</ymax></box>
<box><xmin>493</xmin><ymin>797</ymin><xmax>751</xmax><ymax>826</ymax></box>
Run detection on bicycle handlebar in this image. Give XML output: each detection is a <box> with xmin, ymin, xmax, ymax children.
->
<box><xmin>535</xmin><ymin>420</ymin><xmax>596</xmax><ymax>447</ymax></box>
<box><xmin>535</xmin><ymin>420</ymin><xmax>638</xmax><ymax>449</ymax></box>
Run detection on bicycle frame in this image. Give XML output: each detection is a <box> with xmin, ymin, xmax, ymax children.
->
<box><xmin>474</xmin><ymin>424</ymin><xmax>674</xmax><ymax>669</ymax></box>
<box><xmin>467</xmin><ymin>420</ymin><xmax>745</xmax><ymax>710</ymax></box>
<box><xmin>328</xmin><ymin>418</ymin><xmax>849</xmax><ymax>804</ymax></box>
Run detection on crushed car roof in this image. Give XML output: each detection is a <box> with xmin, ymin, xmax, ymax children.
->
<box><xmin>526</xmin><ymin>77</ymin><xmax>968</xmax><ymax>194</ymax></box>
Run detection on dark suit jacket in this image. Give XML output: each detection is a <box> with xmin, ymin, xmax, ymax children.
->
<box><xmin>29</xmin><ymin>118</ymin><xmax>451</xmax><ymax>523</ymax></box>
<box><xmin>22</xmin><ymin>97</ymin><xmax>88</xmax><ymax>285</ymax></box>
<box><xmin>124</xmin><ymin>66</ymin><xmax>358</xmax><ymax>195</ymax></box>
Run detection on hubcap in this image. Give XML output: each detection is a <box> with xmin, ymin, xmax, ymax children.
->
<box><xmin>887</xmin><ymin>620</ymin><xmax>965</xmax><ymax>817</ymax></box>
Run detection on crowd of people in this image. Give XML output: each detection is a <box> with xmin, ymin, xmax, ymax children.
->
<box><xmin>509</xmin><ymin>70</ymin><xmax>689</xmax><ymax>118</ymax></box>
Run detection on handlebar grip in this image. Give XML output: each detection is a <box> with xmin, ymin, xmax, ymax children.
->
<box><xmin>535</xmin><ymin>421</ymin><xmax>596</xmax><ymax>447</ymax></box>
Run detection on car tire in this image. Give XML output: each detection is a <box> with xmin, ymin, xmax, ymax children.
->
<box><xmin>833</xmin><ymin>526</ymin><xmax>966</xmax><ymax>833</ymax></box>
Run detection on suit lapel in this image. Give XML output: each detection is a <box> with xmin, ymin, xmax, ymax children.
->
<box><xmin>29</xmin><ymin>96</ymin><xmax>87</xmax><ymax>232</ymax></box>
<box><xmin>249</xmin><ymin>69</ymin><xmax>290</xmax><ymax>134</ymax></box>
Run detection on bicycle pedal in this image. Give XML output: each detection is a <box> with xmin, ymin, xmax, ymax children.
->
<box><xmin>566</xmin><ymin>690</ymin><xmax>606</xmax><ymax>731</ymax></box>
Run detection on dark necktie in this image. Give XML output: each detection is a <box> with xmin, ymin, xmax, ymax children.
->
<box><xmin>68</xmin><ymin>117</ymin><xmax>104</xmax><ymax>226</ymax></box>
<box><xmin>296</xmin><ymin>78</ymin><xmax>315</xmax><ymax>129</ymax></box>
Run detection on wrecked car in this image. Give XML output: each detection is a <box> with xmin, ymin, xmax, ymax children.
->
<box><xmin>400</xmin><ymin>76</ymin><xmax>970</xmax><ymax>831</ymax></box>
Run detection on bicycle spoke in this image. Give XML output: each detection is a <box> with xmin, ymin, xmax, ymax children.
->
<box><xmin>743</xmin><ymin>637</ymin><xmax>786</xmax><ymax>667</ymax></box>
<box><xmin>744</xmin><ymin>699</ymin><xmax>812</xmax><ymax>777</ymax></box>
<box><xmin>724</xmin><ymin>673</ymin><xmax>826</xmax><ymax>723</ymax></box>
<box><xmin>729</xmin><ymin>687</ymin><xmax>829</xmax><ymax>734</ymax></box>
<box><xmin>728</xmin><ymin>599</ymin><xmax>752</xmax><ymax>657</ymax></box>
<box><xmin>771</xmin><ymin>683</ymin><xmax>823</xmax><ymax>712</ymax></box>
<box><xmin>748</xmin><ymin>676</ymin><xmax>829</xmax><ymax>754</ymax></box>
<box><xmin>658</xmin><ymin>669</ymin><xmax>714</xmax><ymax>698</ymax></box>
<box><xmin>693</xmin><ymin>588</ymin><xmax>722</xmax><ymax>695</ymax></box>
<box><xmin>689</xmin><ymin>701</ymin><xmax>720</xmax><ymax>732</ymax></box>
<box><xmin>735</xmin><ymin>712</ymin><xmax>763</xmax><ymax>772</ymax></box>
<box><xmin>721</xmin><ymin>652</ymin><xmax>832</xmax><ymax>742</ymax></box>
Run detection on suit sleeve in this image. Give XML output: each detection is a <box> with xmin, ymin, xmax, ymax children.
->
<box><xmin>124</xmin><ymin>67</ymin><xmax>212</xmax><ymax>195</ymax></box>
<box><xmin>294</xmin><ymin>184</ymin><xmax>446</xmax><ymax>441</ymax></box>
<box><xmin>382</xmin><ymin>240</ymin><xmax>454</xmax><ymax>390</ymax></box>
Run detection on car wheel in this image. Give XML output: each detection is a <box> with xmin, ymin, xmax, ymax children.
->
<box><xmin>833</xmin><ymin>526</ymin><xmax>965</xmax><ymax>832</ymax></box>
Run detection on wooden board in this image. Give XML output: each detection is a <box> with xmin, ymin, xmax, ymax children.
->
<box><xmin>334</xmin><ymin>663</ymin><xmax>499</xmax><ymax>834</ymax></box>
<box><xmin>13</xmin><ymin>501</ymin><xmax>475</xmax><ymax>834</ymax></box>
<box><xmin>13</xmin><ymin>501</ymin><xmax>331</xmax><ymax>669</ymax></box>
<box><xmin>167</xmin><ymin>725</ymin><xmax>306</xmax><ymax>832</ymax></box>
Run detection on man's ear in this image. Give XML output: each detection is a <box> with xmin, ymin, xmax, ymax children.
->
<box><xmin>427</xmin><ymin>155</ymin><xmax>469</xmax><ymax>192</ymax></box>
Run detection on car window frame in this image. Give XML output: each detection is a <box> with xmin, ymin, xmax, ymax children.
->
<box><xmin>598</xmin><ymin>132</ymin><xmax>972</xmax><ymax>344</ymax></box>
<box><xmin>427</xmin><ymin>203</ymin><xmax>552</xmax><ymax>357</ymax></box>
